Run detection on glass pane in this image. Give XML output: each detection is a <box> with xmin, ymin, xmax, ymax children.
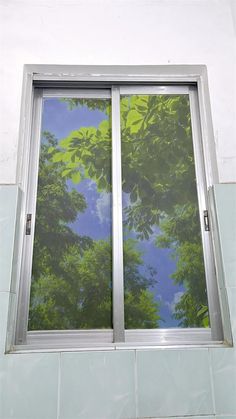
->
<box><xmin>121</xmin><ymin>94</ymin><xmax>209</xmax><ymax>329</ymax></box>
<box><xmin>28</xmin><ymin>96</ymin><xmax>112</xmax><ymax>330</ymax></box>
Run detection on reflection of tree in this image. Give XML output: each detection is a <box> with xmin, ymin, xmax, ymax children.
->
<box><xmin>50</xmin><ymin>95</ymin><xmax>209</xmax><ymax>327</ymax></box>
<box><xmin>29</xmin><ymin>133</ymin><xmax>160</xmax><ymax>330</ymax></box>
<box><xmin>157</xmin><ymin>204</ymin><xmax>209</xmax><ymax>327</ymax></box>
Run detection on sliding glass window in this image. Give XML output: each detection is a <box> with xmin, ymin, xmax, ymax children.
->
<box><xmin>15</xmin><ymin>84</ymin><xmax>222</xmax><ymax>347</ymax></box>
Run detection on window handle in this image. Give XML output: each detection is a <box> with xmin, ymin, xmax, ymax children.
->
<box><xmin>26</xmin><ymin>214</ymin><xmax>32</xmax><ymax>235</ymax></box>
<box><xmin>203</xmin><ymin>210</ymin><xmax>210</xmax><ymax>231</ymax></box>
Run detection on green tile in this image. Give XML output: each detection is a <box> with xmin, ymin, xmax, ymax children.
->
<box><xmin>5</xmin><ymin>292</ymin><xmax>17</xmax><ymax>352</ymax></box>
<box><xmin>216</xmin><ymin>416</ymin><xmax>236</xmax><ymax>419</ymax></box>
<box><xmin>0</xmin><ymin>292</ymin><xmax>10</xmax><ymax>356</ymax></box>
<box><xmin>210</xmin><ymin>347</ymin><xmax>236</xmax><ymax>414</ymax></box>
<box><xmin>137</xmin><ymin>348</ymin><xmax>213</xmax><ymax>418</ymax></box>
<box><xmin>227</xmin><ymin>287</ymin><xmax>236</xmax><ymax>341</ymax></box>
<box><xmin>149</xmin><ymin>417</ymin><xmax>215</xmax><ymax>419</ymax></box>
<box><xmin>59</xmin><ymin>350</ymin><xmax>136</xmax><ymax>419</ymax></box>
<box><xmin>0</xmin><ymin>352</ymin><xmax>59</xmax><ymax>419</ymax></box>
<box><xmin>0</xmin><ymin>185</ymin><xmax>19</xmax><ymax>292</ymax></box>
<box><xmin>213</xmin><ymin>184</ymin><xmax>236</xmax><ymax>288</ymax></box>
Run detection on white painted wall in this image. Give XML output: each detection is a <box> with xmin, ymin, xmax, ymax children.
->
<box><xmin>0</xmin><ymin>0</ymin><xmax>235</xmax><ymax>183</ymax></box>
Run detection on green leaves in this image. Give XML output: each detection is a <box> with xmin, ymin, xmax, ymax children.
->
<box><xmin>71</xmin><ymin>171</ymin><xmax>81</xmax><ymax>184</ymax></box>
<box><xmin>52</xmin><ymin>152</ymin><xmax>63</xmax><ymax>163</ymax></box>
<box><xmin>197</xmin><ymin>305</ymin><xmax>209</xmax><ymax>328</ymax></box>
<box><xmin>29</xmin><ymin>125</ymin><xmax>161</xmax><ymax>330</ymax></box>
<box><xmin>48</xmin><ymin>109</ymin><xmax>112</xmax><ymax>191</ymax></box>
<box><xmin>126</xmin><ymin>110</ymin><xmax>144</xmax><ymax>133</ymax></box>
<box><xmin>30</xmin><ymin>94</ymin><xmax>208</xmax><ymax>330</ymax></box>
<box><xmin>98</xmin><ymin>120</ymin><xmax>110</xmax><ymax>135</ymax></box>
<box><xmin>61</xmin><ymin>169</ymin><xmax>71</xmax><ymax>178</ymax></box>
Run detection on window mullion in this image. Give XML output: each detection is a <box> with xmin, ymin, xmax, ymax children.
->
<box><xmin>111</xmin><ymin>86</ymin><xmax>125</xmax><ymax>342</ymax></box>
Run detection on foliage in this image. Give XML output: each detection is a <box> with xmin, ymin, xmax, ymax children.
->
<box><xmin>62</xmin><ymin>98</ymin><xmax>109</xmax><ymax>113</ymax></box>
<box><xmin>156</xmin><ymin>204</ymin><xmax>208</xmax><ymax>326</ymax></box>
<box><xmin>29</xmin><ymin>133</ymin><xmax>159</xmax><ymax>330</ymax></box>
<box><xmin>52</xmin><ymin>121</ymin><xmax>112</xmax><ymax>193</ymax></box>
<box><xmin>55</xmin><ymin>95</ymin><xmax>196</xmax><ymax>237</ymax></box>
<box><xmin>174</xmin><ymin>294</ymin><xmax>209</xmax><ymax>328</ymax></box>
<box><xmin>123</xmin><ymin>238</ymin><xmax>160</xmax><ymax>328</ymax></box>
<box><xmin>48</xmin><ymin>94</ymin><xmax>210</xmax><ymax>327</ymax></box>
<box><xmin>32</xmin><ymin>132</ymin><xmax>91</xmax><ymax>280</ymax></box>
<box><xmin>30</xmin><ymin>239</ymin><xmax>160</xmax><ymax>330</ymax></box>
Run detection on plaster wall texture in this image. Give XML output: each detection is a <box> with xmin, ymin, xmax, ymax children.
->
<box><xmin>0</xmin><ymin>0</ymin><xmax>235</xmax><ymax>183</ymax></box>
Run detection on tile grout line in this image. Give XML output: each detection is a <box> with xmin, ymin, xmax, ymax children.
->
<box><xmin>208</xmin><ymin>347</ymin><xmax>216</xmax><ymax>416</ymax></box>
<box><xmin>57</xmin><ymin>352</ymin><xmax>61</xmax><ymax>419</ymax></box>
<box><xmin>134</xmin><ymin>349</ymin><xmax>138</xmax><ymax>419</ymax></box>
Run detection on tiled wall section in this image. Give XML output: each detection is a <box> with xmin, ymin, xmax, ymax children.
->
<box><xmin>209</xmin><ymin>184</ymin><xmax>236</xmax><ymax>417</ymax></box>
<box><xmin>0</xmin><ymin>185</ymin><xmax>19</xmax><ymax>293</ymax></box>
<box><xmin>0</xmin><ymin>184</ymin><xmax>236</xmax><ymax>419</ymax></box>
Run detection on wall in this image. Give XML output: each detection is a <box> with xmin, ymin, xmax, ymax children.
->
<box><xmin>0</xmin><ymin>0</ymin><xmax>236</xmax><ymax>418</ymax></box>
<box><xmin>0</xmin><ymin>185</ymin><xmax>236</xmax><ymax>419</ymax></box>
<box><xmin>0</xmin><ymin>0</ymin><xmax>236</xmax><ymax>184</ymax></box>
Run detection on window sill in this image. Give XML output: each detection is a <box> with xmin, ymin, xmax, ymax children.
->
<box><xmin>10</xmin><ymin>328</ymin><xmax>231</xmax><ymax>353</ymax></box>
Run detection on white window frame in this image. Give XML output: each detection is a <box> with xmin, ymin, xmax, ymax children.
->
<box><xmin>13</xmin><ymin>65</ymin><xmax>227</xmax><ymax>351</ymax></box>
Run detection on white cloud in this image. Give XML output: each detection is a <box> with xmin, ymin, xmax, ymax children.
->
<box><xmin>87</xmin><ymin>179</ymin><xmax>96</xmax><ymax>191</ymax></box>
<box><xmin>96</xmin><ymin>192</ymin><xmax>111</xmax><ymax>224</ymax></box>
<box><xmin>149</xmin><ymin>225</ymin><xmax>161</xmax><ymax>243</ymax></box>
<box><xmin>166</xmin><ymin>291</ymin><xmax>184</xmax><ymax>314</ymax></box>
<box><xmin>122</xmin><ymin>192</ymin><xmax>131</xmax><ymax>208</ymax></box>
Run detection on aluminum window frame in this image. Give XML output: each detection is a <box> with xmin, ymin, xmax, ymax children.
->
<box><xmin>14</xmin><ymin>65</ymin><xmax>225</xmax><ymax>351</ymax></box>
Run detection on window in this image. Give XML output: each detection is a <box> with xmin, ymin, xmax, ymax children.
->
<box><xmin>15</xmin><ymin>66</ymin><xmax>223</xmax><ymax>349</ymax></box>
